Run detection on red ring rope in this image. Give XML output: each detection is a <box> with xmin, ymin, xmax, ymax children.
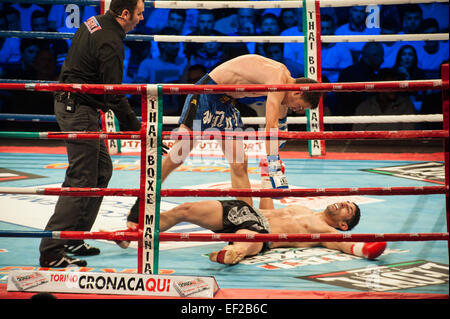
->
<box><xmin>160</xmin><ymin>186</ymin><xmax>447</xmax><ymax>197</ymax></box>
<box><xmin>2</xmin><ymin>230</ymin><xmax>447</xmax><ymax>243</ymax></box>
<box><xmin>50</xmin><ymin>230</ymin><xmax>449</xmax><ymax>242</ymax></box>
<box><xmin>161</xmin><ymin>130</ymin><xmax>448</xmax><ymax>140</ymax></box>
<box><xmin>0</xmin><ymin>80</ymin><xmax>447</xmax><ymax>95</ymax></box>
<box><xmin>7</xmin><ymin>129</ymin><xmax>445</xmax><ymax>141</ymax></box>
<box><xmin>159</xmin><ymin>232</ymin><xmax>449</xmax><ymax>243</ymax></box>
<box><xmin>1</xmin><ymin>185</ymin><xmax>445</xmax><ymax>197</ymax></box>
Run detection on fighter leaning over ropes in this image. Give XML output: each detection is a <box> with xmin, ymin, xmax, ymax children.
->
<box><xmin>120</xmin><ymin>54</ymin><xmax>323</xmax><ymax>237</ymax></box>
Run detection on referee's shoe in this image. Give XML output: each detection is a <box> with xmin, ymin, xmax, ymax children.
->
<box><xmin>40</xmin><ymin>254</ymin><xmax>87</xmax><ymax>268</ymax></box>
<box><xmin>65</xmin><ymin>241</ymin><xmax>100</xmax><ymax>256</ymax></box>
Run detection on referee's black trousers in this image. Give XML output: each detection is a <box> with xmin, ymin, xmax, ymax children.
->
<box><xmin>39</xmin><ymin>99</ymin><xmax>113</xmax><ymax>259</ymax></box>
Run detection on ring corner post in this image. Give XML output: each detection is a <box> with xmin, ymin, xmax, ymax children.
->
<box><xmin>154</xmin><ymin>84</ymin><xmax>164</xmax><ymax>273</ymax></box>
<box><xmin>303</xmin><ymin>0</ymin><xmax>326</xmax><ymax>157</ymax></box>
<box><xmin>100</xmin><ymin>0</ymin><xmax>111</xmax><ymax>15</ymax></box>
<box><xmin>440</xmin><ymin>63</ymin><xmax>449</xmax><ymax>259</ymax></box>
<box><xmin>138</xmin><ymin>84</ymin><xmax>161</xmax><ymax>275</ymax></box>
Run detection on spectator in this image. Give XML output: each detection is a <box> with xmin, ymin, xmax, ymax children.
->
<box><xmin>335</xmin><ymin>6</ymin><xmax>381</xmax><ymax>61</ymax></box>
<box><xmin>320</xmin><ymin>14</ymin><xmax>353</xmax><ymax>82</ymax></box>
<box><xmin>227</xmin><ymin>8</ymin><xmax>257</xmax><ymax>55</ymax></box>
<box><xmin>30</xmin><ymin>10</ymin><xmax>69</xmax><ymax>70</ymax></box>
<box><xmin>30</xmin><ymin>9</ymin><xmax>48</xmax><ymax>32</ymax></box>
<box><xmin>379</xmin><ymin>7</ymin><xmax>403</xmax><ymax>69</ymax></box>
<box><xmin>0</xmin><ymin>12</ymin><xmax>21</xmax><ymax>64</ymax></box>
<box><xmin>352</xmin><ymin>68</ymin><xmax>417</xmax><ymax>131</ymax></box>
<box><xmin>190</xmin><ymin>41</ymin><xmax>224</xmax><ymax>72</ymax></box>
<box><xmin>136</xmin><ymin>27</ymin><xmax>188</xmax><ymax>84</ymax></box>
<box><xmin>392</xmin><ymin>44</ymin><xmax>427</xmax><ymax>111</ymax></box>
<box><xmin>255</xmin><ymin>13</ymin><xmax>281</xmax><ymax>55</ymax></box>
<box><xmin>380</xmin><ymin>5</ymin><xmax>401</xmax><ymax>34</ymax></box>
<box><xmin>185</xmin><ymin>10</ymin><xmax>225</xmax><ymax>62</ymax></box>
<box><xmin>416</xmin><ymin>18</ymin><xmax>449</xmax><ymax>76</ymax></box>
<box><xmin>400</xmin><ymin>4</ymin><xmax>423</xmax><ymax>34</ymax></box>
<box><xmin>136</xmin><ymin>26</ymin><xmax>188</xmax><ymax>116</ymax></box>
<box><xmin>8</xmin><ymin>48</ymin><xmax>58</xmax><ymax>115</ymax></box>
<box><xmin>32</xmin><ymin>48</ymin><xmax>58</xmax><ymax>81</ymax></box>
<box><xmin>262</xmin><ymin>43</ymin><xmax>303</xmax><ymax>78</ymax></box>
<box><xmin>5</xmin><ymin>6</ymin><xmax>22</xmax><ymax>31</ymax></box>
<box><xmin>150</xmin><ymin>9</ymin><xmax>186</xmax><ymax>59</ymax></box>
<box><xmin>260</xmin><ymin>13</ymin><xmax>280</xmax><ymax>35</ymax></box>
<box><xmin>145</xmin><ymin>8</ymin><xmax>193</xmax><ymax>35</ymax></box>
<box><xmin>165</xmin><ymin>9</ymin><xmax>186</xmax><ymax>35</ymax></box>
<box><xmin>396</xmin><ymin>4</ymin><xmax>425</xmax><ymax>54</ymax></box>
<box><xmin>10</xmin><ymin>2</ymin><xmax>45</xmax><ymax>31</ymax></box>
<box><xmin>214</xmin><ymin>9</ymin><xmax>239</xmax><ymax>35</ymax></box>
<box><xmin>234</xmin><ymin>8</ymin><xmax>257</xmax><ymax>36</ymax></box>
<box><xmin>335</xmin><ymin>42</ymin><xmax>384</xmax><ymax>126</ymax></box>
<box><xmin>392</xmin><ymin>44</ymin><xmax>426</xmax><ymax>81</ymax></box>
<box><xmin>279</xmin><ymin>8</ymin><xmax>299</xmax><ymax>32</ymax></box>
<box><xmin>280</xmin><ymin>12</ymin><xmax>304</xmax><ymax>62</ymax></box>
<box><xmin>419</xmin><ymin>2</ymin><xmax>449</xmax><ymax>32</ymax></box>
<box><xmin>123</xmin><ymin>40</ymin><xmax>151</xmax><ymax>83</ymax></box>
<box><xmin>4</xmin><ymin>39</ymin><xmax>41</xmax><ymax>80</ymax></box>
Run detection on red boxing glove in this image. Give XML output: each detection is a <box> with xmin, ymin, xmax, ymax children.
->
<box><xmin>351</xmin><ymin>242</ymin><xmax>387</xmax><ymax>260</ymax></box>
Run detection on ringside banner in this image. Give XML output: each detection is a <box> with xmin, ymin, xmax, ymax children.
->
<box><xmin>8</xmin><ymin>270</ymin><xmax>219</xmax><ymax>298</ymax></box>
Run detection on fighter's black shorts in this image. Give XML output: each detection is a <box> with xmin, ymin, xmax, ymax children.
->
<box><xmin>216</xmin><ymin>200</ymin><xmax>272</xmax><ymax>253</ymax></box>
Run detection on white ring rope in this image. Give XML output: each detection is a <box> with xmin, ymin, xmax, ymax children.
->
<box><xmin>154</xmin><ymin>0</ymin><xmax>449</xmax><ymax>9</ymax></box>
<box><xmin>3</xmin><ymin>32</ymin><xmax>446</xmax><ymax>43</ymax></box>
<box><xmin>153</xmin><ymin>33</ymin><xmax>448</xmax><ymax>43</ymax></box>
<box><xmin>163</xmin><ymin>114</ymin><xmax>443</xmax><ymax>125</ymax></box>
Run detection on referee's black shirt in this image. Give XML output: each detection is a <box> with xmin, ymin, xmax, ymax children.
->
<box><xmin>59</xmin><ymin>11</ymin><xmax>126</xmax><ymax>107</ymax></box>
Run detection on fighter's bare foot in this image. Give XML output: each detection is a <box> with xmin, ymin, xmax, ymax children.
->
<box><xmin>99</xmin><ymin>228</ymin><xmax>134</xmax><ymax>249</ymax></box>
<box><xmin>209</xmin><ymin>249</ymin><xmax>244</xmax><ymax>265</ymax></box>
<box><xmin>115</xmin><ymin>240</ymin><xmax>130</xmax><ymax>249</ymax></box>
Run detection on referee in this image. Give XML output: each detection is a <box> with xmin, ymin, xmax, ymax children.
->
<box><xmin>39</xmin><ymin>0</ymin><xmax>145</xmax><ymax>267</ymax></box>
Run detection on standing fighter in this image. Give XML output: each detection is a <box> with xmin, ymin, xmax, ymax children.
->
<box><xmin>39</xmin><ymin>0</ymin><xmax>145</xmax><ymax>268</ymax></box>
<box><xmin>123</xmin><ymin>54</ymin><xmax>322</xmax><ymax>229</ymax></box>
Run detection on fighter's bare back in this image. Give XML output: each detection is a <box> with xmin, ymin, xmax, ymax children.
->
<box><xmin>209</xmin><ymin>54</ymin><xmax>294</xmax><ymax>99</ymax></box>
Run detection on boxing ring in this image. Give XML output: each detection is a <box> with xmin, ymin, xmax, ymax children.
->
<box><xmin>0</xmin><ymin>0</ymin><xmax>449</xmax><ymax>301</ymax></box>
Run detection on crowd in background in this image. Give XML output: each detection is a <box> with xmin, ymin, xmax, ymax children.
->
<box><xmin>0</xmin><ymin>2</ymin><xmax>448</xmax><ymax>131</ymax></box>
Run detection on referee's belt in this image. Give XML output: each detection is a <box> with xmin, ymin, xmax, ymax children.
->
<box><xmin>55</xmin><ymin>92</ymin><xmax>105</xmax><ymax>111</ymax></box>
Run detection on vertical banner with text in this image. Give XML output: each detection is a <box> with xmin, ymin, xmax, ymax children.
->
<box><xmin>100</xmin><ymin>1</ymin><xmax>121</xmax><ymax>155</ymax></box>
<box><xmin>303</xmin><ymin>0</ymin><xmax>326</xmax><ymax>156</ymax></box>
<box><xmin>101</xmin><ymin>110</ymin><xmax>121</xmax><ymax>154</ymax></box>
<box><xmin>138</xmin><ymin>85</ymin><xmax>162</xmax><ymax>274</ymax></box>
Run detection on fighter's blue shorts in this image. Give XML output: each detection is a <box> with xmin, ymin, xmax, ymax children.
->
<box><xmin>178</xmin><ymin>74</ymin><xmax>244</xmax><ymax>131</ymax></box>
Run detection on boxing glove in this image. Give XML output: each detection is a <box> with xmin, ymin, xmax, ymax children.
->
<box><xmin>260</xmin><ymin>155</ymin><xmax>289</xmax><ymax>193</ymax></box>
<box><xmin>260</xmin><ymin>157</ymin><xmax>285</xmax><ymax>189</ymax></box>
<box><xmin>351</xmin><ymin>242</ymin><xmax>387</xmax><ymax>260</ymax></box>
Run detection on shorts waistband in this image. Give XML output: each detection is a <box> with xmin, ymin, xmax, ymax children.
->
<box><xmin>253</xmin><ymin>208</ymin><xmax>271</xmax><ymax>234</ymax></box>
<box><xmin>254</xmin><ymin>207</ymin><xmax>273</xmax><ymax>250</ymax></box>
<box><xmin>197</xmin><ymin>74</ymin><xmax>217</xmax><ymax>85</ymax></box>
